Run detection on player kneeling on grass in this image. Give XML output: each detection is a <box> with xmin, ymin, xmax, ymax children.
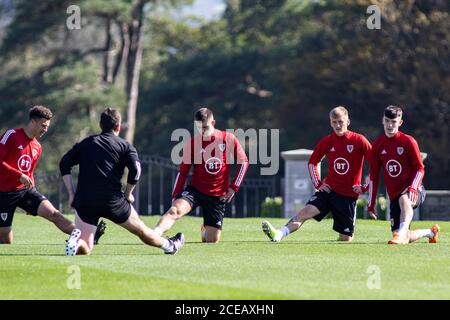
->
<box><xmin>153</xmin><ymin>107</ymin><xmax>248</xmax><ymax>243</ymax></box>
<box><xmin>262</xmin><ymin>106</ymin><xmax>371</xmax><ymax>242</ymax></box>
<box><xmin>60</xmin><ymin>108</ymin><xmax>184</xmax><ymax>255</ymax></box>
<box><xmin>363</xmin><ymin>105</ymin><xmax>439</xmax><ymax>245</ymax></box>
<box><xmin>0</xmin><ymin>106</ymin><xmax>105</xmax><ymax>245</ymax></box>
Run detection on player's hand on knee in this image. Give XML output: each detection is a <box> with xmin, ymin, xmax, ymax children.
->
<box><xmin>352</xmin><ymin>184</ymin><xmax>363</xmax><ymax>194</ymax></box>
<box><xmin>318</xmin><ymin>183</ymin><xmax>331</xmax><ymax>193</ymax></box>
<box><xmin>407</xmin><ymin>187</ymin><xmax>418</xmax><ymax>206</ymax></box>
<box><xmin>126</xmin><ymin>193</ymin><xmax>135</xmax><ymax>204</ymax></box>
<box><xmin>221</xmin><ymin>188</ymin><xmax>235</xmax><ymax>203</ymax></box>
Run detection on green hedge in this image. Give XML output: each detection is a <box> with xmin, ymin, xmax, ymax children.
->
<box><xmin>356</xmin><ymin>196</ymin><xmax>387</xmax><ymax>220</ymax></box>
<box><xmin>260</xmin><ymin>197</ymin><xmax>283</xmax><ymax>218</ymax></box>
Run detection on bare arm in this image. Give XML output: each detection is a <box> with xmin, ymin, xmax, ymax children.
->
<box><xmin>125</xmin><ymin>183</ymin><xmax>136</xmax><ymax>203</ymax></box>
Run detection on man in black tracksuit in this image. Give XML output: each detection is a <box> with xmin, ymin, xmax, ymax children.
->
<box><xmin>60</xmin><ymin>107</ymin><xmax>184</xmax><ymax>255</ymax></box>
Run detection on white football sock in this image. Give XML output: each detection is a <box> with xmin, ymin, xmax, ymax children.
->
<box><xmin>160</xmin><ymin>238</ymin><xmax>172</xmax><ymax>252</ymax></box>
<box><xmin>414</xmin><ymin>229</ymin><xmax>434</xmax><ymax>239</ymax></box>
<box><xmin>398</xmin><ymin>223</ymin><xmax>409</xmax><ymax>237</ymax></box>
<box><xmin>280</xmin><ymin>226</ymin><xmax>290</xmax><ymax>238</ymax></box>
<box><xmin>154</xmin><ymin>227</ymin><xmax>163</xmax><ymax>236</ymax></box>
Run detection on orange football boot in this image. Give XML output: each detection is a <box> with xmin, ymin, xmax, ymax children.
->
<box><xmin>388</xmin><ymin>231</ymin><xmax>409</xmax><ymax>244</ymax></box>
<box><xmin>428</xmin><ymin>224</ymin><xmax>440</xmax><ymax>243</ymax></box>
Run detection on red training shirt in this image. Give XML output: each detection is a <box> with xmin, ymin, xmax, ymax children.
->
<box><xmin>0</xmin><ymin>128</ymin><xmax>42</xmax><ymax>192</ymax></box>
<box><xmin>172</xmin><ymin>129</ymin><xmax>248</xmax><ymax>198</ymax></box>
<box><xmin>308</xmin><ymin>130</ymin><xmax>372</xmax><ymax>199</ymax></box>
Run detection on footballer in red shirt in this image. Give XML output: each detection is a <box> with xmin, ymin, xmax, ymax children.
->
<box><xmin>366</xmin><ymin>106</ymin><xmax>439</xmax><ymax>244</ymax></box>
<box><xmin>154</xmin><ymin>107</ymin><xmax>248</xmax><ymax>243</ymax></box>
<box><xmin>262</xmin><ymin>106</ymin><xmax>371</xmax><ymax>242</ymax></box>
<box><xmin>0</xmin><ymin>106</ymin><xmax>76</xmax><ymax>243</ymax></box>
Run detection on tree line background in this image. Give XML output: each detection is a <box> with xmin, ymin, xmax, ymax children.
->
<box><xmin>0</xmin><ymin>0</ymin><xmax>448</xmax><ymax>189</ymax></box>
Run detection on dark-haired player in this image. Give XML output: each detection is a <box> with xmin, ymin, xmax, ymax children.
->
<box><xmin>366</xmin><ymin>105</ymin><xmax>439</xmax><ymax>244</ymax></box>
<box><xmin>0</xmin><ymin>106</ymin><xmax>84</xmax><ymax>243</ymax></box>
<box><xmin>60</xmin><ymin>107</ymin><xmax>184</xmax><ymax>255</ymax></box>
<box><xmin>154</xmin><ymin>107</ymin><xmax>249</xmax><ymax>243</ymax></box>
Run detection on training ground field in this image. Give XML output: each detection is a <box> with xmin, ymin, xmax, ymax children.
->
<box><xmin>0</xmin><ymin>213</ymin><xmax>449</xmax><ymax>300</ymax></box>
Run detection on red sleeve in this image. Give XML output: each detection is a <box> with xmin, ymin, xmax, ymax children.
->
<box><xmin>407</xmin><ymin>137</ymin><xmax>425</xmax><ymax>191</ymax></box>
<box><xmin>307</xmin><ymin>136</ymin><xmax>329</xmax><ymax>189</ymax></box>
<box><xmin>362</xmin><ymin>136</ymin><xmax>372</xmax><ymax>161</ymax></box>
<box><xmin>230</xmin><ymin>133</ymin><xmax>249</xmax><ymax>193</ymax></box>
<box><xmin>360</xmin><ymin>136</ymin><xmax>372</xmax><ymax>192</ymax></box>
<box><xmin>0</xmin><ymin>130</ymin><xmax>22</xmax><ymax>179</ymax></box>
<box><xmin>171</xmin><ymin>140</ymin><xmax>193</xmax><ymax>199</ymax></box>
<box><xmin>367</xmin><ymin>143</ymin><xmax>381</xmax><ymax>212</ymax></box>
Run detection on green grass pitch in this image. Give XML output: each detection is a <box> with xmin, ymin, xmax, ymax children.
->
<box><xmin>0</xmin><ymin>213</ymin><xmax>449</xmax><ymax>299</ymax></box>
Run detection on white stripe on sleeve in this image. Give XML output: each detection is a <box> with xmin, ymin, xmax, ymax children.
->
<box><xmin>135</xmin><ymin>161</ymin><xmax>141</xmax><ymax>180</ymax></box>
<box><xmin>1</xmin><ymin>129</ymin><xmax>15</xmax><ymax>145</ymax></box>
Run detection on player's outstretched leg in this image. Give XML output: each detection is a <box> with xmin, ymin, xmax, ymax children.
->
<box><xmin>407</xmin><ymin>224</ymin><xmax>440</xmax><ymax>244</ymax></box>
<box><xmin>154</xmin><ymin>199</ymin><xmax>192</xmax><ymax>236</ymax></box>
<box><xmin>262</xmin><ymin>204</ymin><xmax>320</xmax><ymax>242</ymax></box>
<box><xmin>66</xmin><ymin>228</ymin><xmax>81</xmax><ymax>256</ymax></box>
<box><xmin>37</xmin><ymin>200</ymin><xmax>74</xmax><ymax>234</ymax></box>
<box><xmin>262</xmin><ymin>220</ymin><xmax>282</xmax><ymax>242</ymax></box>
<box><xmin>164</xmin><ymin>233</ymin><xmax>185</xmax><ymax>255</ymax></box>
<box><xmin>429</xmin><ymin>224</ymin><xmax>440</xmax><ymax>243</ymax></box>
<box><xmin>65</xmin><ymin>213</ymin><xmax>97</xmax><ymax>256</ymax></box>
<box><xmin>121</xmin><ymin>206</ymin><xmax>185</xmax><ymax>254</ymax></box>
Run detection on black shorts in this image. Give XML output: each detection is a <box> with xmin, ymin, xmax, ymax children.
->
<box><xmin>390</xmin><ymin>184</ymin><xmax>426</xmax><ymax>232</ymax></box>
<box><xmin>73</xmin><ymin>197</ymin><xmax>131</xmax><ymax>226</ymax></box>
<box><xmin>0</xmin><ymin>188</ymin><xmax>47</xmax><ymax>227</ymax></box>
<box><xmin>176</xmin><ymin>186</ymin><xmax>226</xmax><ymax>230</ymax></box>
<box><xmin>306</xmin><ymin>191</ymin><xmax>357</xmax><ymax>236</ymax></box>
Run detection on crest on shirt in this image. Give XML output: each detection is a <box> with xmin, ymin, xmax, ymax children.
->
<box><xmin>347</xmin><ymin>145</ymin><xmax>354</xmax><ymax>153</ymax></box>
<box><xmin>1</xmin><ymin>213</ymin><xmax>7</xmax><ymax>221</ymax></box>
<box><xmin>397</xmin><ymin>147</ymin><xmax>404</xmax><ymax>155</ymax></box>
<box><xmin>330</xmin><ymin>147</ymin><xmax>335</xmax><ymax>152</ymax></box>
<box><xmin>218</xmin><ymin>143</ymin><xmax>226</xmax><ymax>152</ymax></box>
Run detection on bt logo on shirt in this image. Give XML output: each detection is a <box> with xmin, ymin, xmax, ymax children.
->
<box><xmin>17</xmin><ymin>155</ymin><xmax>32</xmax><ymax>172</ymax></box>
<box><xmin>386</xmin><ymin>159</ymin><xmax>402</xmax><ymax>177</ymax></box>
<box><xmin>205</xmin><ymin>157</ymin><xmax>223</xmax><ymax>175</ymax></box>
<box><xmin>334</xmin><ymin>157</ymin><xmax>350</xmax><ymax>175</ymax></box>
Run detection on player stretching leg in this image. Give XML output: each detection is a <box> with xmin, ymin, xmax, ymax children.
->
<box><xmin>0</xmin><ymin>106</ymin><xmax>105</xmax><ymax>244</ymax></box>
<box><xmin>365</xmin><ymin>105</ymin><xmax>439</xmax><ymax>244</ymax></box>
<box><xmin>154</xmin><ymin>107</ymin><xmax>248</xmax><ymax>243</ymax></box>
<box><xmin>262</xmin><ymin>106</ymin><xmax>372</xmax><ymax>242</ymax></box>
